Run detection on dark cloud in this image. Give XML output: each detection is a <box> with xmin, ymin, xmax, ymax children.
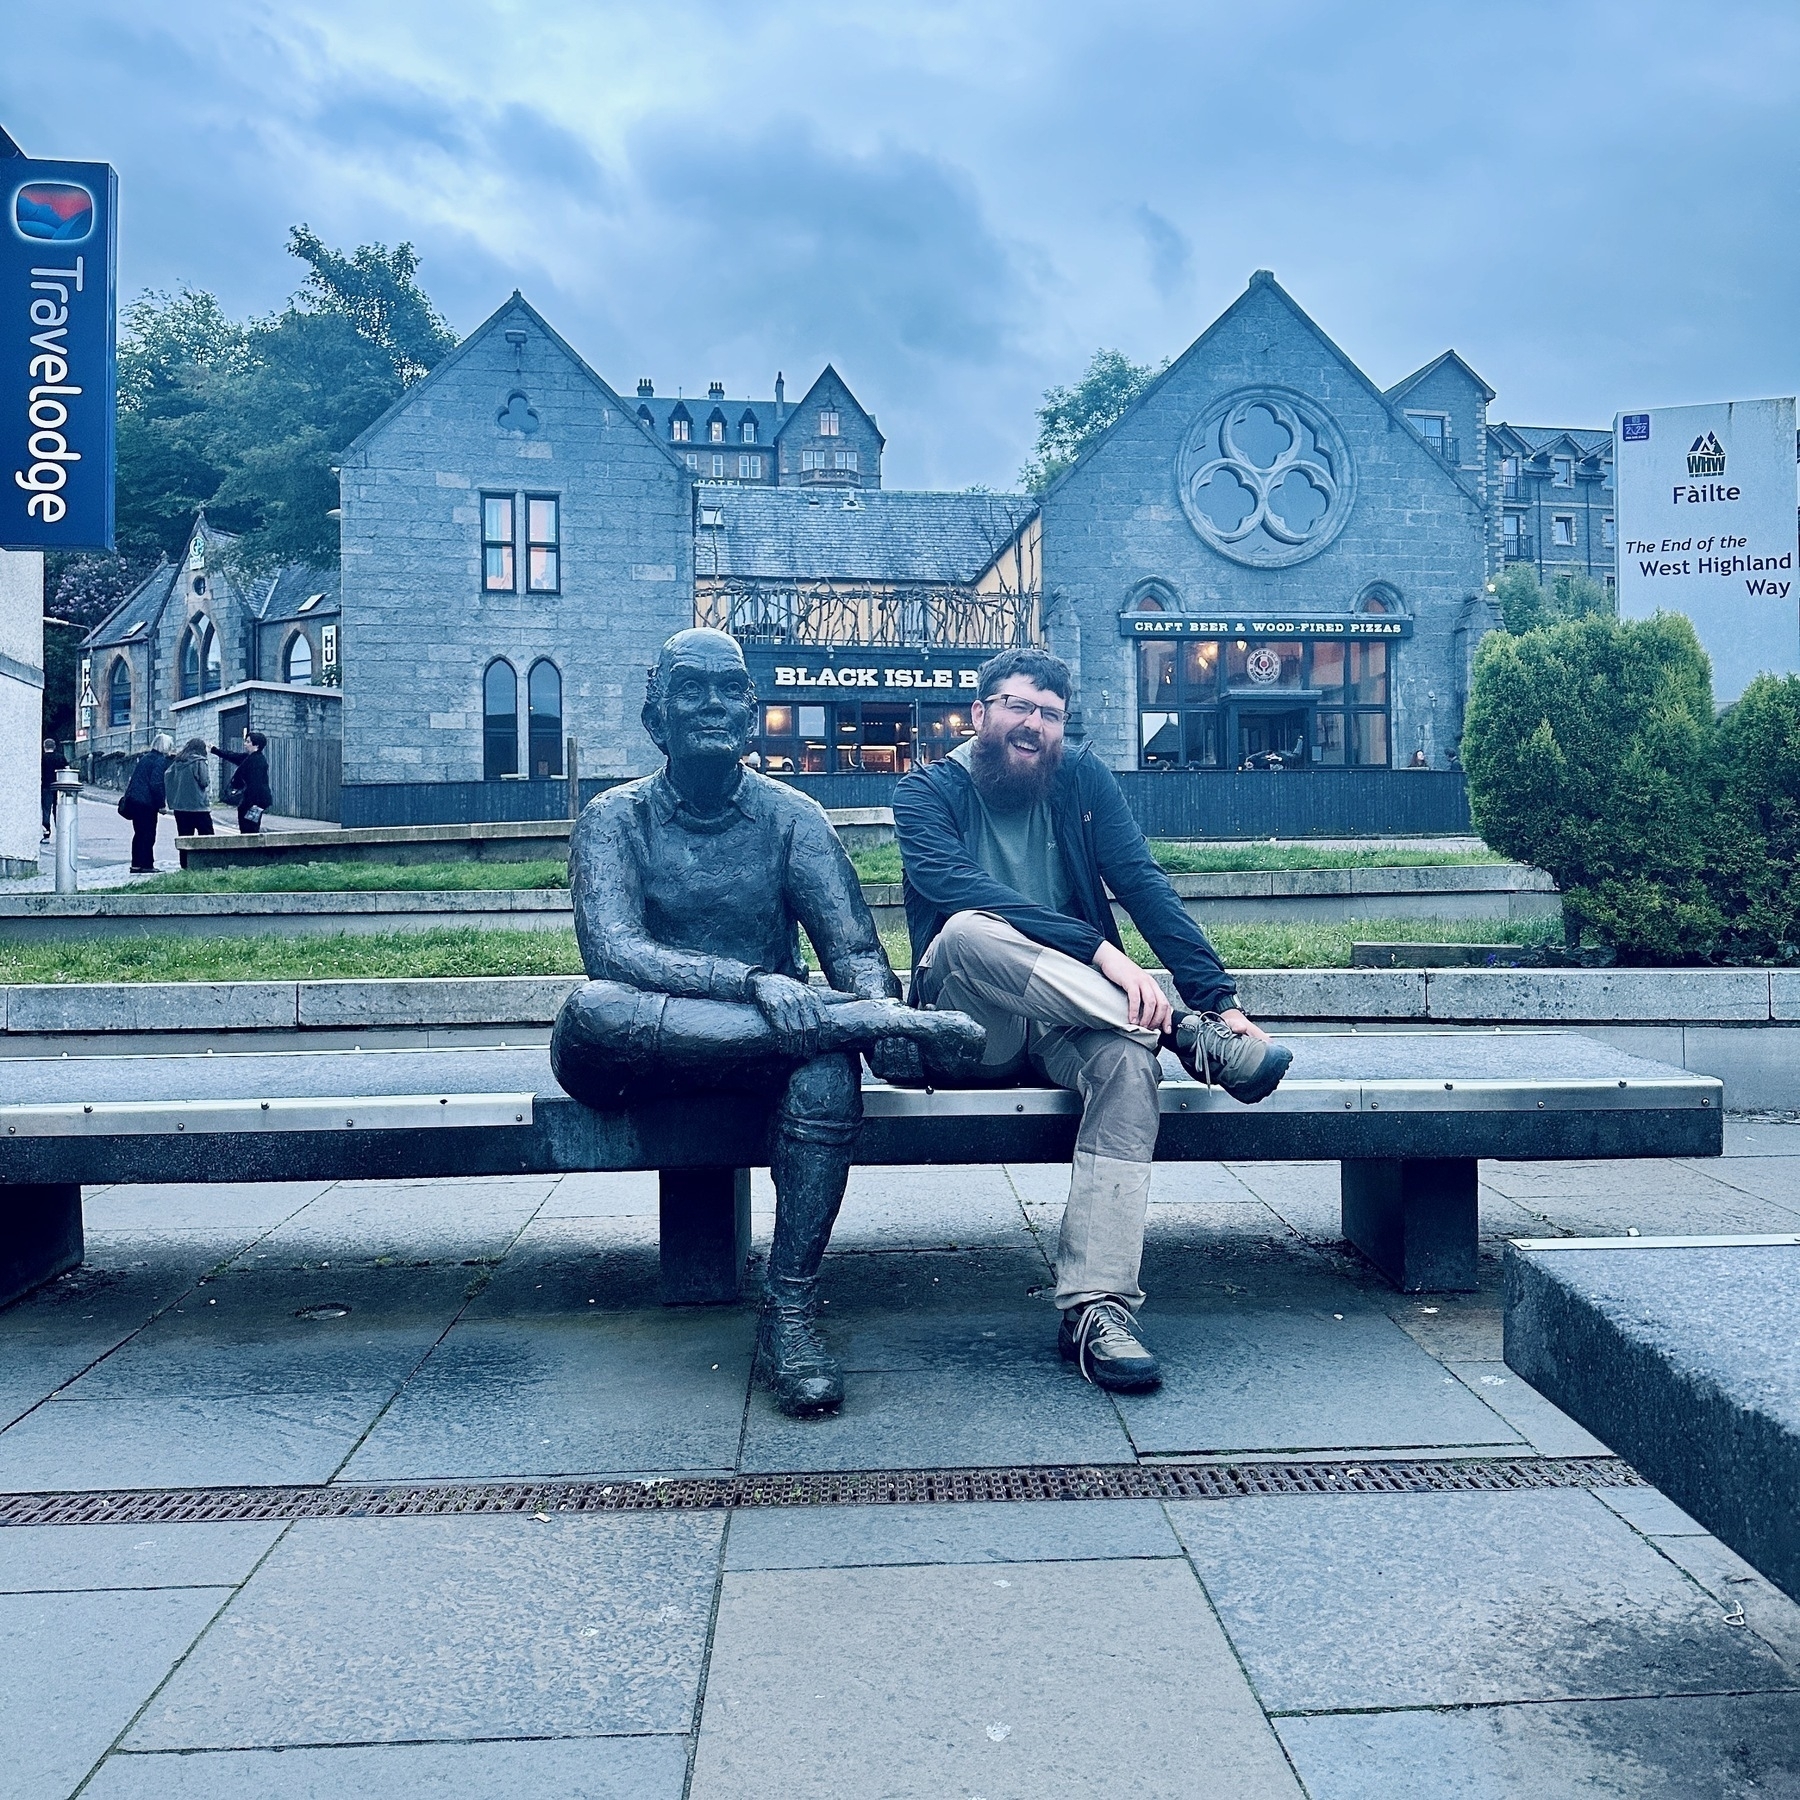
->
<box><xmin>1133</xmin><ymin>205</ymin><xmax>1191</xmax><ymax>299</ymax></box>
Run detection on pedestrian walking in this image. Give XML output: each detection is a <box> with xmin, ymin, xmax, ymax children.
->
<box><xmin>119</xmin><ymin>734</ymin><xmax>173</xmax><ymax>873</ymax></box>
<box><xmin>165</xmin><ymin>737</ymin><xmax>215</xmax><ymax>837</ymax></box>
<box><xmin>40</xmin><ymin>738</ymin><xmax>65</xmax><ymax>841</ymax></box>
<box><xmin>212</xmin><ymin>730</ymin><xmax>273</xmax><ymax>834</ymax></box>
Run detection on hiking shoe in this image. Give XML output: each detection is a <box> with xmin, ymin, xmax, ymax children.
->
<box><xmin>1172</xmin><ymin>1012</ymin><xmax>1292</xmax><ymax>1104</ymax></box>
<box><xmin>755</xmin><ymin>1295</ymin><xmax>845</xmax><ymax>1417</ymax></box>
<box><xmin>1058</xmin><ymin>1300</ymin><xmax>1162</xmax><ymax>1392</ymax></box>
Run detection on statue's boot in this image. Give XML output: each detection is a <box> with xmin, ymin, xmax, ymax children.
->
<box><xmin>757</xmin><ymin>1102</ymin><xmax>854</xmax><ymax>1416</ymax></box>
<box><xmin>756</xmin><ymin>1276</ymin><xmax>843</xmax><ymax>1416</ymax></box>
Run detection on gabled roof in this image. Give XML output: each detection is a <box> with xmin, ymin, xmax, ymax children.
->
<box><xmin>774</xmin><ymin>365</ymin><xmax>884</xmax><ymax>448</ymax></box>
<box><xmin>84</xmin><ymin>558</ymin><xmax>178</xmax><ymax>651</ymax></box>
<box><xmin>257</xmin><ymin>563</ymin><xmax>341</xmax><ymax>623</ymax></box>
<box><xmin>635</xmin><ymin>394</ymin><xmax>782</xmax><ymax>445</ymax></box>
<box><xmin>1384</xmin><ymin>349</ymin><xmax>1496</xmax><ymax>405</ymax></box>
<box><xmin>1492</xmin><ymin>422</ymin><xmax>1613</xmax><ymax>460</ymax></box>
<box><xmin>1042</xmin><ymin>270</ymin><xmax>1485</xmax><ymax>510</ymax></box>
<box><xmin>693</xmin><ymin>487</ymin><xmax>1036</xmax><ymax>584</ymax></box>
<box><xmin>340</xmin><ymin>292</ymin><xmax>690</xmax><ymax>475</ymax></box>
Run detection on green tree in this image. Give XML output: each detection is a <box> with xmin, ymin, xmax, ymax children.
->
<box><xmin>1462</xmin><ymin>612</ymin><xmax>1721</xmax><ymax>962</ymax></box>
<box><xmin>1492</xmin><ymin>564</ymin><xmax>1615</xmax><ymax>634</ymax></box>
<box><xmin>1712</xmin><ymin>674</ymin><xmax>1800</xmax><ymax>960</ymax></box>
<box><xmin>287</xmin><ymin>225</ymin><xmax>458</xmax><ymax>386</ymax></box>
<box><xmin>1020</xmin><ymin>348</ymin><xmax>1162</xmax><ymax>491</ymax></box>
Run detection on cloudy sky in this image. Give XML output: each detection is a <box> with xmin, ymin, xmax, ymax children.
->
<box><xmin>6</xmin><ymin>2</ymin><xmax>1798</xmax><ymax>489</ymax></box>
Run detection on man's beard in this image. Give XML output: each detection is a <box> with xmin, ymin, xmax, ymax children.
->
<box><xmin>970</xmin><ymin>723</ymin><xmax>1063</xmax><ymax>807</ymax></box>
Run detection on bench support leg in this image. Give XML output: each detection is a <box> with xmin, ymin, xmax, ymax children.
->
<box><xmin>1341</xmin><ymin>1159</ymin><xmax>1477</xmax><ymax>1293</ymax></box>
<box><xmin>658</xmin><ymin>1167</ymin><xmax>751</xmax><ymax>1306</ymax></box>
<box><xmin>0</xmin><ymin>1183</ymin><xmax>84</xmax><ymax>1311</ymax></box>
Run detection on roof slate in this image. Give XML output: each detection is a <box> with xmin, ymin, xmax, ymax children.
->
<box><xmin>257</xmin><ymin>563</ymin><xmax>342</xmax><ymax>622</ymax></box>
<box><xmin>83</xmin><ymin>560</ymin><xmax>179</xmax><ymax>650</ymax></box>
<box><xmin>693</xmin><ymin>487</ymin><xmax>1037</xmax><ymax>583</ymax></box>
<box><xmin>1495</xmin><ymin>423</ymin><xmax>1614</xmax><ymax>457</ymax></box>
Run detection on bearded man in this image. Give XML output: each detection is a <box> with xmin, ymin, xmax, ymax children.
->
<box><xmin>894</xmin><ymin>647</ymin><xmax>1290</xmax><ymax>1393</ymax></box>
<box><xmin>552</xmin><ymin>629</ymin><xmax>984</xmax><ymax>1416</ymax></box>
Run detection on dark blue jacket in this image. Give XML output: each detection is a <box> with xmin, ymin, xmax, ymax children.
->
<box><xmin>893</xmin><ymin>745</ymin><xmax>1237</xmax><ymax>1014</ymax></box>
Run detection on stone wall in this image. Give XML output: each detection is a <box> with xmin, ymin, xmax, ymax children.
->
<box><xmin>1039</xmin><ymin>273</ymin><xmax>1493</xmax><ymax>773</ymax></box>
<box><xmin>337</xmin><ymin>297</ymin><xmax>694</xmax><ymax>787</ymax></box>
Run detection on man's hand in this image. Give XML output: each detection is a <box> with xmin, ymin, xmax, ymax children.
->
<box><xmin>749</xmin><ymin>972</ymin><xmax>831</xmax><ymax>1060</ymax></box>
<box><xmin>1091</xmin><ymin>940</ymin><xmax>1173</xmax><ymax>1034</ymax></box>
<box><xmin>866</xmin><ymin>1037</ymin><xmax>925</xmax><ymax>1085</ymax></box>
<box><xmin>1218</xmin><ymin>1006</ymin><xmax>1271</xmax><ymax>1043</ymax></box>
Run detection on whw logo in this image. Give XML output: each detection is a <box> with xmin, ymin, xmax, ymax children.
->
<box><xmin>1686</xmin><ymin>431</ymin><xmax>1726</xmax><ymax>478</ymax></box>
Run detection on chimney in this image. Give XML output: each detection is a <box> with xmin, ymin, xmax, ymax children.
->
<box><xmin>774</xmin><ymin>371</ymin><xmax>785</xmax><ymax>418</ymax></box>
<box><xmin>637</xmin><ymin>378</ymin><xmax>654</xmax><ymax>397</ymax></box>
<box><xmin>708</xmin><ymin>380</ymin><xmax>724</xmax><ymax>400</ymax></box>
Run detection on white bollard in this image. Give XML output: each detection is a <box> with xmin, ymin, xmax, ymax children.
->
<box><xmin>53</xmin><ymin>768</ymin><xmax>81</xmax><ymax>893</ymax></box>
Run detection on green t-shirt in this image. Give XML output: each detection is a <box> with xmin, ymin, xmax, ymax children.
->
<box><xmin>949</xmin><ymin>739</ymin><xmax>1072</xmax><ymax>914</ymax></box>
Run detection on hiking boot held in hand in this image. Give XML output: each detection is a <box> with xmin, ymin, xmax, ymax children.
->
<box><xmin>1171</xmin><ymin>1011</ymin><xmax>1293</xmax><ymax>1104</ymax></box>
<box><xmin>755</xmin><ymin>1289</ymin><xmax>845</xmax><ymax>1417</ymax></box>
<box><xmin>1058</xmin><ymin>1299</ymin><xmax>1162</xmax><ymax>1392</ymax></box>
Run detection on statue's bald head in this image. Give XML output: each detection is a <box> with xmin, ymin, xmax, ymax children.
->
<box><xmin>642</xmin><ymin>628</ymin><xmax>756</xmax><ymax>760</ymax></box>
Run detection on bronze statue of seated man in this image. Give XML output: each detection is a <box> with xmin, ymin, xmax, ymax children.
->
<box><xmin>551</xmin><ymin>629</ymin><xmax>984</xmax><ymax>1415</ymax></box>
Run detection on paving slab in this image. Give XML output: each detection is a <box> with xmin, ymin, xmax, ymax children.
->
<box><xmin>1445</xmin><ymin>1360</ymin><xmax>1611</xmax><ymax>1456</ymax></box>
<box><xmin>1382</xmin><ymin>1290</ymin><xmax>1506</xmax><ymax>1362</ymax></box>
<box><xmin>1275</xmin><ymin>1693</ymin><xmax>1800</xmax><ymax>1799</ymax></box>
<box><xmin>247</xmin><ymin>1178</ymin><xmax>553</xmax><ymax>1262</ymax></box>
<box><xmin>0</xmin><ymin>1390</ymin><xmax>395</xmax><ymax>1492</ymax></box>
<box><xmin>127</xmin><ymin>1512</ymin><xmax>723</xmax><ymax>1750</ymax></box>
<box><xmin>1652</xmin><ymin>1531</ymin><xmax>1800</xmax><ymax>1672</ymax></box>
<box><xmin>537</xmin><ymin>1169</ymin><xmax>660</xmax><ymax>1218</ymax></box>
<box><xmin>1596</xmin><ymin>1485</ymin><xmax>1707</xmax><ymax>1536</ymax></box>
<box><xmin>1</xmin><ymin>1586</ymin><xmax>230</xmax><ymax>1800</ymax></box>
<box><xmin>1701</xmin><ymin>1158</ymin><xmax>1800</xmax><ymax>1210</ymax></box>
<box><xmin>84</xmin><ymin>1736</ymin><xmax>691</xmax><ymax>1800</ymax></box>
<box><xmin>0</xmin><ymin>1521</ymin><xmax>282</xmax><ymax>1593</ymax></box>
<box><xmin>826</xmin><ymin>1165</ymin><xmax>1037</xmax><ymax>1251</ymax></box>
<box><xmin>1723</xmin><ymin>1120</ymin><xmax>1800</xmax><ymax>1157</ymax></box>
<box><xmin>82</xmin><ymin>1181</ymin><xmax>335</xmax><ymax>1235</ymax></box>
<box><xmin>342</xmin><ymin>1309</ymin><xmax>756</xmax><ymax>1481</ymax></box>
<box><xmin>1170</xmin><ymin>1489</ymin><xmax>1795</xmax><ymax>1711</ymax></box>
<box><xmin>689</xmin><ymin>1556</ymin><xmax>1302</xmax><ymax>1798</ymax></box>
<box><xmin>725</xmin><ymin>1497</ymin><xmax>1182</xmax><ymax>1570</ymax></box>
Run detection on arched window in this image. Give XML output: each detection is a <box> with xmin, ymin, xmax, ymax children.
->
<box><xmin>179</xmin><ymin>617</ymin><xmax>222</xmax><ymax>700</ymax></box>
<box><xmin>107</xmin><ymin>657</ymin><xmax>132</xmax><ymax>728</ymax></box>
<box><xmin>528</xmin><ymin>659</ymin><xmax>563</xmax><ymax>777</ymax></box>
<box><xmin>483</xmin><ymin>659</ymin><xmax>519</xmax><ymax>780</ymax></box>
<box><xmin>284</xmin><ymin>632</ymin><xmax>313</xmax><ymax>685</ymax></box>
<box><xmin>1123</xmin><ymin>580</ymin><xmax>1178</xmax><ymax>615</ymax></box>
<box><xmin>1357</xmin><ymin>583</ymin><xmax>1404</xmax><ymax>616</ymax></box>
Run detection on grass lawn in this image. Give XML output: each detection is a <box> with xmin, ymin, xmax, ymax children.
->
<box><xmin>105</xmin><ymin>843</ymin><xmax>1506</xmax><ymax>895</ymax></box>
<box><xmin>127</xmin><ymin>859</ymin><xmax>571</xmax><ymax>894</ymax></box>
<box><xmin>0</xmin><ymin>915</ymin><xmax>1558</xmax><ymax>985</ymax></box>
<box><xmin>845</xmin><ymin>841</ymin><xmax>1504</xmax><ymax>883</ymax></box>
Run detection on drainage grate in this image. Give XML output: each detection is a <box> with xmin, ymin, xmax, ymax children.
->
<box><xmin>0</xmin><ymin>1456</ymin><xmax>1641</xmax><ymax>1529</ymax></box>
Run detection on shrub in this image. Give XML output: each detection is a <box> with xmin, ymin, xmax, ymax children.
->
<box><xmin>1713</xmin><ymin>674</ymin><xmax>1800</xmax><ymax>960</ymax></box>
<box><xmin>1462</xmin><ymin>612</ymin><xmax>1722</xmax><ymax>961</ymax></box>
<box><xmin>1492</xmin><ymin>564</ymin><xmax>1615</xmax><ymax>634</ymax></box>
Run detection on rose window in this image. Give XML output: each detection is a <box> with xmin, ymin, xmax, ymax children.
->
<box><xmin>1177</xmin><ymin>388</ymin><xmax>1356</xmax><ymax>567</ymax></box>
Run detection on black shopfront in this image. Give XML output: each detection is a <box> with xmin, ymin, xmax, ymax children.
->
<box><xmin>1124</xmin><ymin>614</ymin><xmax>1407</xmax><ymax>771</ymax></box>
<box><xmin>742</xmin><ymin>647</ymin><xmax>992</xmax><ymax>775</ymax></box>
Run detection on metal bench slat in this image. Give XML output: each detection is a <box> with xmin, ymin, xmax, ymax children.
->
<box><xmin>0</xmin><ymin>1093</ymin><xmax>536</xmax><ymax>1139</ymax></box>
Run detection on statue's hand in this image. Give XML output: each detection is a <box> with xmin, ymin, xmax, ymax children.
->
<box><xmin>750</xmin><ymin>972</ymin><xmax>829</xmax><ymax>1061</ymax></box>
<box><xmin>866</xmin><ymin>1036</ymin><xmax>924</xmax><ymax>1085</ymax></box>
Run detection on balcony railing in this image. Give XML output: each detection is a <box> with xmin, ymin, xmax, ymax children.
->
<box><xmin>696</xmin><ymin>578</ymin><xmax>1041</xmax><ymax>650</ymax></box>
<box><xmin>1502</xmin><ymin>533</ymin><xmax>1535</xmax><ymax>562</ymax></box>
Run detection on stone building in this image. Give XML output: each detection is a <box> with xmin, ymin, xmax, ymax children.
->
<box><xmin>1487</xmin><ymin>423</ymin><xmax>1617</xmax><ymax>596</ymax></box>
<box><xmin>630</xmin><ymin>366</ymin><xmax>883</xmax><ymax>489</ymax></box>
<box><xmin>692</xmin><ymin>485</ymin><xmax>1037</xmax><ymax>772</ymax></box>
<box><xmin>333</xmin><ymin>293</ymin><xmax>695</xmax><ymax>813</ymax></box>
<box><xmin>79</xmin><ymin>515</ymin><xmax>341</xmax><ymax>813</ymax></box>
<box><xmin>1037</xmin><ymin>271</ymin><xmax>1498</xmax><ymax>773</ymax></box>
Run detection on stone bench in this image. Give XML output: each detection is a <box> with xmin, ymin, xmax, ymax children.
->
<box><xmin>1505</xmin><ymin>1235</ymin><xmax>1800</xmax><ymax>1602</ymax></box>
<box><xmin>0</xmin><ymin>1033</ymin><xmax>1719</xmax><ymax>1314</ymax></box>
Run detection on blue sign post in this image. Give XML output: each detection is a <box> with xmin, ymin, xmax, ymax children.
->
<box><xmin>0</xmin><ymin>143</ymin><xmax>117</xmax><ymax>551</ymax></box>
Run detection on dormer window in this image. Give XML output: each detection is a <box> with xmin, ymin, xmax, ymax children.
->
<box><xmin>709</xmin><ymin>418</ymin><xmax>725</xmax><ymax>444</ymax></box>
<box><xmin>818</xmin><ymin>409</ymin><xmax>840</xmax><ymax>438</ymax></box>
<box><xmin>1551</xmin><ymin>456</ymin><xmax>1574</xmax><ymax>487</ymax></box>
<box><xmin>671</xmin><ymin>417</ymin><xmax>691</xmax><ymax>443</ymax></box>
<box><xmin>740</xmin><ymin>418</ymin><xmax>757</xmax><ymax>444</ymax></box>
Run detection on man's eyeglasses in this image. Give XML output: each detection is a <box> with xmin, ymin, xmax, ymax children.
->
<box><xmin>987</xmin><ymin>694</ymin><xmax>1067</xmax><ymax>727</ymax></box>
